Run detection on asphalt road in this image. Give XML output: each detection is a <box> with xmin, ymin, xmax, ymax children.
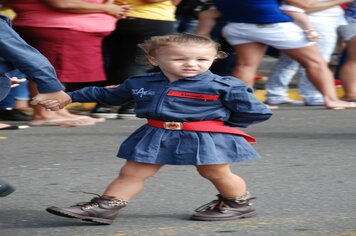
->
<box><xmin>1</xmin><ymin>106</ymin><xmax>355</xmax><ymax>236</ymax></box>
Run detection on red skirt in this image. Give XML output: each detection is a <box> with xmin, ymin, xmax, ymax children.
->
<box><xmin>14</xmin><ymin>27</ymin><xmax>110</xmax><ymax>83</ymax></box>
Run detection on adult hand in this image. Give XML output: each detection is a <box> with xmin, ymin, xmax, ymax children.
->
<box><xmin>31</xmin><ymin>91</ymin><xmax>72</xmax><ymax>111</ymax></box>
<box><xmin>103</xmin><ymin>0</ymin><xmax>131</xmax><ymax>18</ymax></box>
<box><xmin>9</xmin><ymin>77</ymin><xmax>27</xmax><ymax>88</ymax></box>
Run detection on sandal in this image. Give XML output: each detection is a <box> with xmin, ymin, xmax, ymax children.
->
<box><xmin>29</xmin><ymin>117</ymin><xmax>96</xmax><ymax>127</ymax></box>
<box><xmin>327</xmin><ymin>102</ymin><xmax>356</xmax><ymax>110</ymax></box>
<box><xmin>304</xmin><ymin>29</ymin><xmax>321</xmax><ymax>42</ymax></box>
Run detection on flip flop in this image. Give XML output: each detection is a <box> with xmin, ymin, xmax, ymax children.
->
<box><xmin>29</xmin><ymin>117</ymin><xmax>96</xmax><ymax>127</ymax></box>
<box><xmin>327</xmin><ymin>102</ymin><xmax>356</xmax><ymax>110</ymax></box>
<box><xmin>0</xmin><ymin>125</ymin><xmax>29</xmax><ymax>130</ymax></box>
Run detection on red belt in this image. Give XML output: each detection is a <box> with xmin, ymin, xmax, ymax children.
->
<box><xmin>147</xmin><ymin>119</ymin><xmax>256</xmax><ymax>143</ymax></box>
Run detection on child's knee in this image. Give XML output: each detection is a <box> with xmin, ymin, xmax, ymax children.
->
<box><xmin>119</xmin><ymin>162</ymin><xmax>161</xmax><ymax>180</ymax></box>
<box><xmin>196</xmin><ymin>165</ymin><xmax>231</xmax><ymax>180</ymax></box>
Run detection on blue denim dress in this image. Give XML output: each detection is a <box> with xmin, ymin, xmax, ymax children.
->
<box><xmin>69</xmin><ymin>71</ymin><xmax>272</xmax><ymax>165</ymax></box>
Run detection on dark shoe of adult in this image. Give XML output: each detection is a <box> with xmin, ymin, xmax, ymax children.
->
<box><xmin>90</xmin><ymin>104</ymin><xmax>118</xmax><ymax>119</ymax></box>
<box><xmin>191</xmin><ymin>193</ymin><xmax>257</xmax><ymax>221</ymax></box>
<box><xmin>0</xmin><ymin>180</ymin><xmax>16</xmax><ymax>197</ymax></box>
<box><xmin>0</xmin><ymin>108</ymin><xmax>31</xmax><ymax>121</ymax></box>
<box><xmin>46</xmin><ymin>195</ymin><xmax>128</xmax><ymax>225</ymax></box>
<box><xmin>117</xmin><ymin>103</ymin><xmax>138</xmax><ymax>119</ymax></box>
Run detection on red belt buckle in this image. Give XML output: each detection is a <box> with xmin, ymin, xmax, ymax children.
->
<box><xmin>164</xmin><ymin>122</ymin><xmax>183</xmax><ymax>130</ymax></box>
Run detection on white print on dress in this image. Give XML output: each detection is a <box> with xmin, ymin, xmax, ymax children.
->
<box><xmin>132</xmin><ymin>88</ymin><xmax>155</xmax><ymax>98</ymax></box>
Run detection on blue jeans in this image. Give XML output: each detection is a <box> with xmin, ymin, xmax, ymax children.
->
<box><xmin>0</xmin><ymin>80</ymin><xmax>29</xmax><ymax>109</ymax></box>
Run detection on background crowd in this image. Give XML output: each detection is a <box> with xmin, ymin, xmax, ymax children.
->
<box><xmin>0</xmin><ymin>0</ymin><xmax>355</xmax><ymax>131</ymax></box>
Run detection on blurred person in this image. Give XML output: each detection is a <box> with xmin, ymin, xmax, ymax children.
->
<box><xmin>212</xmin><ymin>0</ymin><xmax>356</xmax><ymax>109</ymax></box>
<box><xmin>265</xmin><ymin>0</ymin><xmax>351</xmax><ymax>106</ymax></box>
<box><xmin>0</xmin><ymin>14</ymin><xmax>70</xmax><ymax>124</ymax></box>
<box><xmin>8</xmin><ymin>0</ymin><xmax>130</xmax><ymax>126</ymax></box>
<box><xmin>196</xmin><ymin>6</ymin><xmax>237</xmax><ymax>76</ymax></box>
<box><xmin>0</xmin><ymin>0</ymin><xmax>32</xmax><ymax>121</ymax></box>
<box><xmin>0</xmin><ymin>14</ymin><xmax>70</xmax><ymax>194</ymax></box>
<box><xmin>175</xmin><ymin>0</ymin><xmax>213</xmax><ymax>34</ymax></box>
<box><xmin>96</xmin><ymin>0</ymin><xmax>177</xmax><ymax>119</ymax></box>
<box><xmin>338</xmin><ymin>1</ymin><xmax>356</xmax><ymax>101</ymax></box>
<box><xmin>45</xmin><ymin>34</ymin><xmax>272</xmax><ymax>224</ymax></box>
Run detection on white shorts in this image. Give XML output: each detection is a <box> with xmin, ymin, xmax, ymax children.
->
<box><xmin>338</xmin><ymin>23</ymin><xmax>356</xmax><ymax>41</ymax></box>
<box><xmin>222</xmin><ymin>22</ymin><xmax>315</xmax><ymax>50</ymax></box>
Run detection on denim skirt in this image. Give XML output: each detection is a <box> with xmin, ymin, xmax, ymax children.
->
<box><xmin>117</xmin><ymin>124</ymin><xmax>260</xmax><ymax>165</ymax></box>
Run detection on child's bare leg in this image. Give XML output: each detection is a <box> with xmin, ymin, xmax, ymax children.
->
<box><xmin>196</xmin><ymin>164</ymin><xmax>246</xmax><ymax>197</ymax></box>
<box><xmin>103</xmin><ymin>161</ymin><xmax>163</xmax><ymax>201</ymax></box>
<box><xmin>46</xmin><ymin>161</ymin><xmax>163</xmax><ymax>224</ymax></box>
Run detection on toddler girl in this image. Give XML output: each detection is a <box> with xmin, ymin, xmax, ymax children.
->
<box><xmin>45</xmin><ymin>34</ymin><xmax>272</xmax><ymax>224</ymax></box>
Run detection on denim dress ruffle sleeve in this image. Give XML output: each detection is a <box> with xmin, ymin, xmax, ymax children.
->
<box><xmin>69</xmin><ymin>71</ymin><xmax>272</xmax><ymax>165</ymax></box>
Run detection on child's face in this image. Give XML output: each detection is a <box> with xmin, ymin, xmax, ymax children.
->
<box><xmin>148</xmin><ymin>43</ymin><xmax>217</xmax><ymax>82</ymax></box>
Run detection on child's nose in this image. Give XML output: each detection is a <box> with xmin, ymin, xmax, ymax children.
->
<box><xmin>185</xmin><ymin>60</ymin><xmax>197</xmax><ymax>66</ymax></box>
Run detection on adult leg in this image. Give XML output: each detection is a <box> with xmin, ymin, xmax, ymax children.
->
<box><xmin>110</xmin><ymin>19</ymin><xmax>175</xmax><ymax>84</ymax></box>
<box><xmin>297</xmin><ymin>19</ymin><xmax>339</xmax><ymax>105</ymax></box>
<box><xmin>283</xmin><ymin>45</ymin><xmax>355</xmax><ymax>109</ymax></box>
<box><xmin>339</xmin><ymin>37</ymin><xmax>356</xmax><ymax>101</ymax></box>
<box><xmin>231</xmin><ymin>43</ymin><xmax>267</xmax><ymax>87</ymax></box>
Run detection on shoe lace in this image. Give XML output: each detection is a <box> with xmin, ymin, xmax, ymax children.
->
<box><xmin>69</xmin><ymin>191</ymin><xmax>128</xmax><ymax>209</ymax></box>
<box><xmin>194</xmin><ymin>199</ymin><xmax>229</xmax><ymax>213</ymax></box>
<box><xmin>195</xmin><ymin>193</ymin><xmax>255</xmax><ymax>213</ymax></box>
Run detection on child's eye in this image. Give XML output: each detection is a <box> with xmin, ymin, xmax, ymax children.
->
<box><xmin>198</xmin><ymin>59</ymin><xmax>210</xmax><ymax>61</ymax></box>
<box><xmin>172</xmin><ymin>58</ymin><xmax>184</xmax><ymax>61</ymax></box>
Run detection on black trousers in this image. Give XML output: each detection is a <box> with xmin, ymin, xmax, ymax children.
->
<box><xmin>104</xmin><ymin>18</ymin><xmax>175</xmax><ymax>85</ymax></box>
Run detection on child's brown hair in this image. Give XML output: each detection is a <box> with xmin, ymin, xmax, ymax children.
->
<box><xmin>138</xmin><ymin>34</ymin><xmax>228</xmax><ymax>59</ymax></box>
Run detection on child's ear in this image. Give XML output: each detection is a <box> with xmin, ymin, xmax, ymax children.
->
<box><xmin>148</xmin><ymin>56</ymin><xmax>159</xmax><ymax>66</ymax></box>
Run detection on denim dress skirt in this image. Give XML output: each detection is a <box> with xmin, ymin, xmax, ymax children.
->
<box><xmin>117</xmin><ymin>124</ymin><xmax>261</xmax><ymax>165</ymax></box>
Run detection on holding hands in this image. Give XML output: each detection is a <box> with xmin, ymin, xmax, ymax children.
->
<box><xmin>31</xmin><ymin>91</ymin><xmax>72</xmax><ymax>111</ymax></box>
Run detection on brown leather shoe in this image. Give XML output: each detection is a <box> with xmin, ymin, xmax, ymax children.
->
<box><xmin>191</xmin><ymin>193</ymin><xmax>257</xmax><ymax>221</ymax></box>
<box><xmin>46</xmin><ymin>195</ymin><xmax>128</xmax><ymax>225</ymax></box>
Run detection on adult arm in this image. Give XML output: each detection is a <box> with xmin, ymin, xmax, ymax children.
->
<box><xmin>283</xmin><ymin>0</ymin><xmax>317</xmax><ymax>8</ymax></box>
<box><xmin>0</xmin><ymin>17</ymin><xmax>63</xmax><ymax>93</ymax></box>
<box><xmin>0</xmin><ymin>16</ymin><xmax>71</xmax><ymax>109</ymax></box>
<box><xmin>42</xmin><ymin>0</ymin><xmax>131</xmax><ymax>17</ymax></box>
<box><xmin>171</xmin><ymin>0</ymin><xmax>182</xmax><ymax>6</ymax></box>
<box><xmin>303</xmin><ymin>0</ymin><xmax>353</xmax><ymax>13</ymax></box>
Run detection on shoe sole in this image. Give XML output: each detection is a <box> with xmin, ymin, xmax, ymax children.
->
<box><xmin>91</xmin><ymin>113</ymin><xmax>119</xmax><ymax>119</ymax></box>
<box><xmin>46</xmin><ymin>207</ymin><xmax>113</xmax><ymax>225</ymax></box>
<box><xmin>190</xmin><ymin>211</ymin><xmax>257</xmax><ymax>221</ymax></box>
<box><xmin>117</xmin><ymin>114</ymin><xmax>141</xmax><ymax>120</ymax></box>
<box><xmin>0</xmin><ymin>185</ymin><xmax>15</xmax><ymax>197</ymax></box>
